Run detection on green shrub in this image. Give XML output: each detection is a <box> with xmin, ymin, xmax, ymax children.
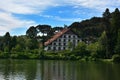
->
<box><xmin>69</xmin><ymin>55</ymin><xmax>77</xmax><ymax>60</ymax></box>
<box><xmin>0</xmin><ymin>52</ymin><xmax>9</xmax><ymax>58</ymax></box>
<box><xmin>112</xmin><ymin>54</ymin><xmax>120</xmax><ymax>63</ymax></box>
<box><xmin>28</xmin><ymin>54</ymin><xmax>39</xmax><ymax>59</ymax></box>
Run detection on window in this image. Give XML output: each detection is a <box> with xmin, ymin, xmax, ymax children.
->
<box><xmin>53</xmin><ymin>43</ymin><xmax>56</xmax><ymax>46</ymax></box>
<box><xmin>59</xmin><ymin>43</ymin><xmax>61</xmax><ymax>46</ymax></box>
<box><xmin>64</xmin><ymin>35</ymin><xmax>66</xmax><ymax>38</ymax></box>
<box><xmin>73</xmin><ymin>35</ymin><xmax>75</xmax><ymax>38</ymax></box>
<box><xmin>48</xmin><ymin>47</ymin><xmax>51</xmax><ymax>50</ymax></box>
<box><xmin>59</xmin><ymin>39</ymin><xmax>61</xmax><ymax>42</ymax></box>
<box><xmin>64</xmin><ymin>43</ymin><xmax>66</xmax><ymax>46</ymax></box>
<box><xmin>64</xmin><ymin>39</ymin><xmax>66</xmax><ymax>42</ymax></box>
<box><xmin>63</xmin><ymin>47</ymin><xmax>66</xmax><ymax>50</ymax></box>
<box><xmin>58</xmin><ymin>47</ymin><xmax>61</xmax><ymax>50</ymax></box>
<box><xmin>68</xmin><ymin>35</ymin><xmax>71</xmax><ymax>38</ymax></box>
<box><xmin>53</xmin><ymin>47</ymin><xmax>56</xmax><ymax>51</ymax></box>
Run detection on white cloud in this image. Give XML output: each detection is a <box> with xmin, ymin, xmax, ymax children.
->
<box><xmin>0</xmin><ymin>11</ymin><xmax>36</xmax><ymax>35</ymax></box>
<box><xmin>1</xmin><ymin>0</ymin><xmax>118</xmax><ymax>15</ymax></box>
<box><xmin>0</xmin><ymin>0</ymin><xmax>57</xmax><ymax>14</ymax></box>
<box><xmin>55</xmin><ymin>16</ymin><xmax>82</xmax><ymax>22</ymax></box>
<box><xmin>39</xmin><ymin>14</ymin><xmax>81</xmax><ymax>22</ymax></box>
<box><xmin>0</xmin><ymin>0</ymin><xmax>58</xmax><ymax>35</ymax></box>
<box><xmin>59</xmin><ymin>0</ymin><xmax>120</xmax><ymax>11</ymax></box>
<box><xmin>0</xmin><ymin>0</ymin><xmax>120</xmax><ymax>35</ymax></box>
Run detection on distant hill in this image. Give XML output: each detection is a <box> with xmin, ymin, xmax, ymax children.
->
<box><xmin>69</xmin><ymin>17</ymin><xmax>105</xmax><ymax>42</ymax></box>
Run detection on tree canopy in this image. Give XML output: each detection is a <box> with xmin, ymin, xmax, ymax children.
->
<box><xmin>0</xmin><ymin>8</ymin><xmax>120</xmax><ymax>60</ymax></box>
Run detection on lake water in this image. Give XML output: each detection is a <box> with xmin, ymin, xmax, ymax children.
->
<box><xmin>0</xmin><ymin>60</ymin><xmax>120</xmax><ymax>80</ymax></box>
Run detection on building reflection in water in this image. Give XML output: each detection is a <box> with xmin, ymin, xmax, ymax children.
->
<box><xmin>36</xmin><ymin>60</ymin><xmax>77</xmax><ymax>80</ymax></box>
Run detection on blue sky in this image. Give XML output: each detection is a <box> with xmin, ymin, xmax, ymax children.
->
<box><xmin>0</xmin><ymin>0</ymin><xmax>120</xmax><ymax>36</ymax></box>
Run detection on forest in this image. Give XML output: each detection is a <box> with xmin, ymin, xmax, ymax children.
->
<box><xmin>0</xmin><ymin>8</ymin><xmax>120</xmax><ymax>62</ymax></box>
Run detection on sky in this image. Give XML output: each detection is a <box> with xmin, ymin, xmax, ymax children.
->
<box><xmin>0</xmin><ymin>0</ymin><xmax>120</xmax><ymax>36</ymax></box>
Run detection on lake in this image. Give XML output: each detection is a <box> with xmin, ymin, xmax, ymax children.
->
<box><xmin>0</xmin><ymin>60</ymin><xmax>120</xmax><ymax>80</ymax></box>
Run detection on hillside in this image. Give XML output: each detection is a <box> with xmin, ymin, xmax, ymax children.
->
<box><xmin>69</xmin><ymin>17</ymin><xmax>105</xmax><ymax>42</ymax></box>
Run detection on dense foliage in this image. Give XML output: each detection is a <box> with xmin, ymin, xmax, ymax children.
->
<box><xmin>0</xmin><ymin>8</ymin><xmax>120</xmax><ymax>62</ymax></box>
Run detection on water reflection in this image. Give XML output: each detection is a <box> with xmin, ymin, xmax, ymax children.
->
<box><xmin>0</xmin><ymin>60</ymin><xmax>120</xmax><ymax>80</ymax></box>
<box><xmin>39</xmin><ymin>61</ymin><xmax>77</xmax><ymax>80</ymax></box>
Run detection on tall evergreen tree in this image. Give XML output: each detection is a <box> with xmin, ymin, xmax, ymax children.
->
<box><xmin>36</xmin><ymin>24</ymin><xmax>51</xmax><ymax>48</ymax></box>
<box><xmin>3</xmin><ymin>32</ymin><xmax>11</xmax><ymax>52</ymax></box>
<box><xmin>111</xmin><ymin>8</ymin><xmax>120</xmax><ymax>54</ymax></box>
<box><xmin>26</xmin><ymin>26</ymin><xmax>37</xmax><ymax>38</ymax></box>
<box><xmin>0</xmin><ymin>37</ymin><xmax>3</xmax><ymax>51</ymax></box>
<box><xmin>102</xmin><ymin>8</ymin><xmax>112</xmax><ymax>58</ymax></box>
<box><xmin>115</xmin><ymin>29</ymin><xmax>120</xmax><ymax>54</ymax></box>
<box><xmin>98</xmin><ymin>31</ymin><xmax>107</xmax><ymax>58</ymax></box>
<box><xmin>103</xmin><ymin>8</ymin><xmax>111</xmax><ymax>19</ymax></box>
<box><xmin>11</xmin><ymin>36</ymin><xmax>17</xmax><ymax>48</ymax></box>
<box><xmin>36</xmin><ymin>25</ymin><xmax>51</xmax><ymax>36</ymax></box>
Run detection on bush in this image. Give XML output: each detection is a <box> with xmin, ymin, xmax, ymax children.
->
<box><xmin>0</xmin><ymin>52</ymin><xmax>9</xmax><ymax>59</ymax></box>
<box><xmin>14</xmin><ymin>52</ymin><xmax>29</xmax><ymax>59</ymax></box>
<box><xmin>28</xmin><ymin>54</ymin><xmax>39</xmax><ymax>59</ymax></box>
<box><xmin>10</xmin><ymin>53</ymin><xmax>18</xmax><ymax>59</ymax></box>
<box><xmin>112</xmin><ymin>54</ymin><xmax>120</xmax><ymax>63</ymax></box>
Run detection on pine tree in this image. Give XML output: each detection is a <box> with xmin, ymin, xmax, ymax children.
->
<box><xmin>26</xmin><ymin>26</ymin><xmax>37</xmax><ymax>38</ymax></box>
<box><xmin>98</xmin><ymin>31</ymin><xmax>107</xmax><ymax>58</ymax></box>
<box><xmin>115</xmin><ymin>29</ymin><xmax>120</xmax><ymax>54</ymax></box>
<box><xmin>102</xmin><ymin>8</ymin><xmax>112</xmax><ymax>58</ymax></box>
<box><xmin>3</xmin><ymin>32</ymin><xmax>11</xmax><ymax>52</ymax></box>
<box><xmin>111</xmin><ymin>8</ymin><xmax>120</xmax><ymax>55</ymax></box>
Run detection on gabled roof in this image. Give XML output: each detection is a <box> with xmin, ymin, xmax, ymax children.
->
<box><xmin>44</xmin><ymin>28</ymin><xmax>70</xmax><ymax>46</ymax></box>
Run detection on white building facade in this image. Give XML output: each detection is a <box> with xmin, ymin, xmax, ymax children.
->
<box><xmin>44</xmin><ymin>28</ymin><xmax>82</xmax><ymax>51</ymax></box>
